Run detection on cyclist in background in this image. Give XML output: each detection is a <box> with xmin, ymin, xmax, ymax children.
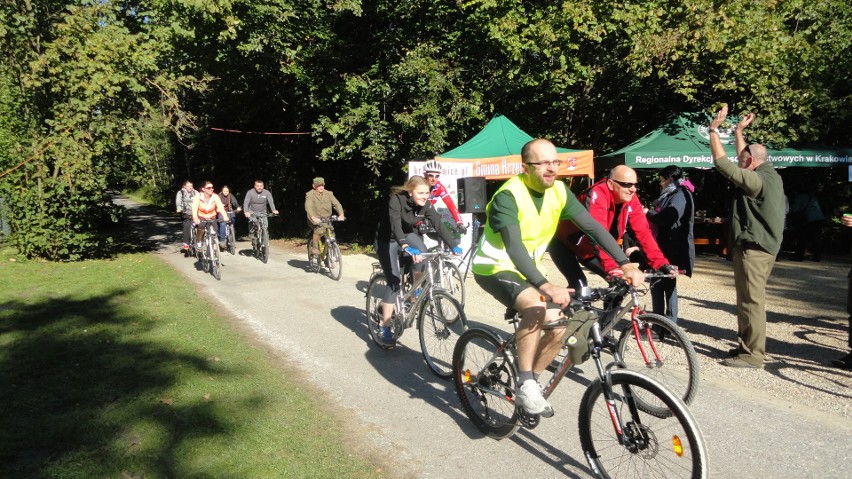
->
<box><xmin>375</xmin><ymin>175</ymin><xmax>462</xmax><ymax>345</ymax></box>
<box><xmin>244</xmin><ymin>179</ymin><xmax>279</xmax><ymax>238</ymax></box>
<box><xmin>305</xmin><ymin>177</ymin><xmax>345</xmax><ymax>256</ymax></box>
<box><xmin>192</xmin><ymin>181</ymin><xmax>229</xmax><ymax>249</ymax></box>
<box><xmin>217</xmin><ymin>185</ymin><xmax>241</xmax><ymax>246</ymax></box>
<box><xmin>472</xmin><ymin>139</ymin><xmax>643</xmax><ymax>417</ymax></box>
<box><xmin>175</xmin><ymin>180</ymin><xmax>197</xmax><ymax>251</ymax></box>
<box><xmin>423</xmin><ymin>160</ymin><xmax>465</xmax><ymax>230</ymax></box>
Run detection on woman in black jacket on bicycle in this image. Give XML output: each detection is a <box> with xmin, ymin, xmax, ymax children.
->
<box><xmin>375</xmin><ymin>175</ymin><xmax>462</xmax><ymax>345</ymax></box>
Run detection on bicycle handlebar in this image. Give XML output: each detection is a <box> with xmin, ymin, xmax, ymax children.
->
<box><xmin>539</xmin><ymin>269</ymin><xmax>678</xmax><ymax>305</ymax></box>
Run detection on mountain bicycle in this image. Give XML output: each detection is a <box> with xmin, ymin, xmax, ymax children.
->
<box><xmin>196</xmin><ymin>220</ymin><xmax>225</xmax><ymax>280</ymax></box>
<box><xmin>452</xmin><ymin>281</ymin><xmax>708</xmax><ymax>478</ymax></box>
<box><xmin>248</xmin><ymin>212</ymin><xmax>275</xmax><ymax>263</ymax></box>
<box><xmin>307</xmin><ymin>215</ymin><xmax>343</xmax><ymax>281</ymax></box>
<box><xmin>365</xmin><ymin>251</ymin><xmax>468</xmax><ymax>378</ymax></box>
<box><xmin>549</xmin><ymin>271</ymin><xmax>699</xmax><ymax>412</ymax></box>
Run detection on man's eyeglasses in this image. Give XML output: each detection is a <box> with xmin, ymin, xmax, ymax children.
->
<box><xmin>426</xmin><ymin>173</ymin><xmax>440</xmax><ymax>179</ymax></box>
<box><xmin>204</xmin><ymin>186</ymin><xmax>214</xmax><ymax>190</ymax></box>
<box><xmin>743</xmin><ymin>144</ymin><xmax>752</xmax><ymax>156</ymax></box>
<box><xmin>526</xmin><ymin>160</ymin><xmax>564</xmax><ymax>168</ymax></box>
<box><xmin>610</xmin><ymin>179</ymin><xmax>638</xmax><ymax>189</ymax></box>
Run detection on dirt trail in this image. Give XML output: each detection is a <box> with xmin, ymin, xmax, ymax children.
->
<box><xmin>118</xmin><ymin>196</ymin><xmax>852</xmax><ymax>478</ymax></box>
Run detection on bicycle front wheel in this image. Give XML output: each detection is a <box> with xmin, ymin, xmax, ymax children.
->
<box><xmin>227</xmin><ymin>223</ymin><xmax>236</xmax><ymax>255</ymax></box>
<box><xmin>437</xmin><ymin>261</ymin><xmax>465</xmax><ymax>307</ymax></box>
<box><xmin>578</xmin><ymin>370</ymin><xmax>708</xmax><ymax>479</ymax></box>
<box><xmin>210</xmin><ymin>238</ymin><xmax>221</xmax><ymax>280</ymax></box>
<box><xmin>365</xmin><ymin>273</ymin><xmax>392</xmax><ymax>349</ymax></box>
<box><xmin>615</xmin><ymin>314</ymin><xmax>699</xmax><ymax>416</ymax></box>
<box><xmin>307</xmin><ymin>236</ymin><xmax>319</xmax><ymax>272</ymax></box>
<box><xmin>418</xmin><ymin>290</ymin><xmax>467</xmax><ymax>378</ymax></box>
<box><xmin>326</xmin><ymin>241</ymin><xmax>342</xmax><ymax>281</ymax></box>
<box><xmin>201</xmin><ymin>240</ymin><xmax>211</xmax><ymax>272</ymax></box>
<box><xmin>260</xmin><ymin>227</ymin><xmax>269</xmax><ymax>263</ymax></box>
<box><xmin>452</xmin><ymin>328</ymin><xmax>520</xmax><ymax>439</ymax></box>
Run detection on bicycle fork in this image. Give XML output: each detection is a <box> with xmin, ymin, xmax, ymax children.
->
<box><xmin>589</xmin><ymin>322</ymin><xmax>650</xmax><ymax>452</ymax></box>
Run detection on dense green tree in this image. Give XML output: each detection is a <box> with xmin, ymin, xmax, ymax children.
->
<box><xmin>1</xmin><ymin>0</ymin><xmax>848</xmax><ymax>255</ymax></box>
<box><xmin>0</xmin><ymin>1</ymin><xmax>206</xmax><ymax>259</ymax></box>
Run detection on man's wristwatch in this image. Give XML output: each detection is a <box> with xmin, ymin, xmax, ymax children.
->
<box><xmin>708</xmin><ymin>127</ymin><xmax>720</xmax><ymax>134</ymax></box>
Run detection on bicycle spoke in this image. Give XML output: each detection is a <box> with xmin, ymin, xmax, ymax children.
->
<box><xmin>453</xmin><ymin>329</ymin><xmax>519</xmax><ymax>439</ymax></box>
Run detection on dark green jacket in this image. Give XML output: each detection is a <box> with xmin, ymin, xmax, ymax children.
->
<box><xmin>713</xmin><ymin>156</ymin><xmax>785</xmax><ymax>254</ymax></box>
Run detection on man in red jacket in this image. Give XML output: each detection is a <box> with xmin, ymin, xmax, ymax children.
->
<box><xmin>551</xmin><ymin>165</ymin><xmax>676</xmax><ymax>290</ymax></box>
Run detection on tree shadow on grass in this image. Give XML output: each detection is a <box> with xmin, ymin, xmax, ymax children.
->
<box><xmin>0</xmin><ymin>289</ymin><xmax>258</xmax><ymax>478</ymax></box>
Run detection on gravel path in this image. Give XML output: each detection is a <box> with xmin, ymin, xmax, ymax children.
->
<box><xmin>458</xmin><ymin>249</ymin><xmax>852</xmax><ymax>419</ymax></box>
<box><xmin>117</xmin><ymin>196</ymin><xmax>852</xmax><ymax>477</ymax></box>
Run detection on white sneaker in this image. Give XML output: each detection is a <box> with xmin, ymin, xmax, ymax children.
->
<box><xmin>515</xmin><ymin>380</ymin><xmax>554</xmax><ymax>417</ymax></box>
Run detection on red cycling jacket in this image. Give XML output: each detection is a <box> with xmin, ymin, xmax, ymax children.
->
<box><xmin>555</xmin><ymin>179</ymin><xmax>669</xmax><ymax>273</ymax></box>
<box><xmin>428</xmin><ymin>181</ymin><xmax>463</xmax><ymax>224</ymax></box>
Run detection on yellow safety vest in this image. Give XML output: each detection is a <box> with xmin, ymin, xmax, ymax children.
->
<box><xmin>472</xmin><ymin>174</ymin><xmax>568</xmax><ymax>278</ymax></box>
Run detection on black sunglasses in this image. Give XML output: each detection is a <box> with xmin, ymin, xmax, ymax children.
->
<box><xmin>743</xmin><ymin>144</ymin><xmax>752</xmax><ymax>156</ymax></box>
<box><xmin>610</xmin><ymin>179</ymin><xmax>638</xmax><ymax>189</ymax></box>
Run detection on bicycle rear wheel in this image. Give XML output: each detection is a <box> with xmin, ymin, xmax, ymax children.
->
<box><xmin>418</xmin><ymin>290</ymin><xmax>467</xmax><ymax>378</ymax></box>
<box><xmin>260</xmin><ymin>227</ymin><xmax>269</xmax><ymax>263</ymax></box>
<box><xmin>452</xmin><ymin>328</ymin><xmax>520</xmax><ymax>439</ymax></box>
<box><xmin>578</xmin><ymin>370</ymin><xmax>708</xmax><ymax>479</ymax></box>
<box><xmin>365</xmin><ymin>273</ymin><xmax>393</xmax><ymax>349</ymax></box>
<box><xmin>437</xmin><ymin>261</ymin><xmax>465</xmax><ymax>307</ymax></box>
<box><xmin>210</xmin><ymin>238</ymin><xmax>221</xmax><ymax>280</ymax></box>
<box><xmin>326</xmin><ymin>241</ymin><xmax>342</xmax><ymax>281</ymax></box>
<box><xmin>227</xmin><ymin>223</ymin><xmax>236</xmax><ymax>255</ymax></box>
<box><xmin>615</xmin><ymin>313</ymin><xmax>699</xmax><ymax>417</ymax></box>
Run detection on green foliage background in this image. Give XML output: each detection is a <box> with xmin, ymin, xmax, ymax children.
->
<box><xmin>1</xmin><ymin>0</ymin><xmax>850</xmax><ymax>258</ymax></box>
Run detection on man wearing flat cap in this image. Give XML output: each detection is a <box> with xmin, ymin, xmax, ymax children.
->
<box><xmin>305</xmin><ymin>177</ymin><xmax>345</xmax><ymax>255</ymax></box>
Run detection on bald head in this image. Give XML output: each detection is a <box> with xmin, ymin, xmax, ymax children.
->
<box><xmin>610</xmin><ymin>165</ymin><xmax>637</xmax><ymax>182</ymax></box>
<box><xmin>607</xmin><ymin>165</ymin><xmax>639</xmax><ymax>204</ymax></box>
<box><xmin>738</xmin><ymin>143</ymin><xmax>768</xmax><ymax>170</ymax></box>
<box><xmin>521</xmin><ymin>138</ymin><xmax>556</xmax><ymax>163</ymax></box>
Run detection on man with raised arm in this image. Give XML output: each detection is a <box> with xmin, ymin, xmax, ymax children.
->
<box><xmin>709</xmin><ymin>106</ymin><xmax>785</xmax><ymax>369</ymax></box>
<box><xmin>472</xmin><ymin>139</ymin><xmax>643</xmax><ymax>417</ymax></box>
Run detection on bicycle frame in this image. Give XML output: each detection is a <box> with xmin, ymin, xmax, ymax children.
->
<box><xmin>315</xmin><ymin>216</ymin><xmax>338</xmax><ymax>258</ymax></box>
<box><xmin>471</xmin><ymin>303</ymin><xmax>645</xmax><ymax>444</ymax></box>
<box><xmin>588</xmin><ymin>277</ymin><xmax>673</xmax><ymax>374</ymax></box>
<box><xmin>372</xmin><ymin>252</ymin><xmax>444</xmax><ymax>332</ymax></box>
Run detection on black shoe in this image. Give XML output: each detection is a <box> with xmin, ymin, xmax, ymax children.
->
<box><xmin>830</xmin><ymin>353</ymin><xmax>852</xmax><ymax>370</ymax></box>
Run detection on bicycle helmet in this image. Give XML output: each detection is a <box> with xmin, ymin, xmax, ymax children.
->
<box><xmin>423</xmin><ymin>159</ymin><xmax>442</xmax><ymax>173</ymax></box>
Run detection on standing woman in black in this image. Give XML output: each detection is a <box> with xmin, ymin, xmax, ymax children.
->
<box><xmin>646</xmin><ymin>165</ymin><xmax>695</xmax><ymax>333</ymax></box>
<box><xmin>375</xmin><ymin>175</ymin><xmax>461</xmax><ymax>345</ymax></box>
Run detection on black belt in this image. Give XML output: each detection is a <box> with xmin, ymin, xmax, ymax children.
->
<box><xmin>741</xmin><ymin>242</ymin><xmax>766</xmax><ymax>252</ymax></box>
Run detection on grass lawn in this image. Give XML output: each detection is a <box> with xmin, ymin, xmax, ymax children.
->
<box><xmin>0</xmin><ymin>251</ymin><xmax>386</xmax><ymax>478</ymax></box>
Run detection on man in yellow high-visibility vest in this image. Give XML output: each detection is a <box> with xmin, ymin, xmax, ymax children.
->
<box><xmin>473</xmin><ymin>138</ymin><xmax>643</xmax><ymax>417</ymax></box>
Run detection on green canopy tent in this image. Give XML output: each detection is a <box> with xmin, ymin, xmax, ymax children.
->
<box><xmin>597</xmin><ymin>113</ymin><xmax>852</xmax><ymax>171</ymax></box>
<box><xmin>434</xmin><ymin>114</ymin><xmax>595</xmax><ymax>178</ymax></box>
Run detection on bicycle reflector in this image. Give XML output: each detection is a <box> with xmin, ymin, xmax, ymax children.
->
<box><xmin>463</xmin><ymin>369</ymin><xmax>472</xmax><ymax>383</ymax></box>
<box><xmin>672</xmin><ymin>435</ymin><xmax>684</xmax><ymax>457</ymax></box>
